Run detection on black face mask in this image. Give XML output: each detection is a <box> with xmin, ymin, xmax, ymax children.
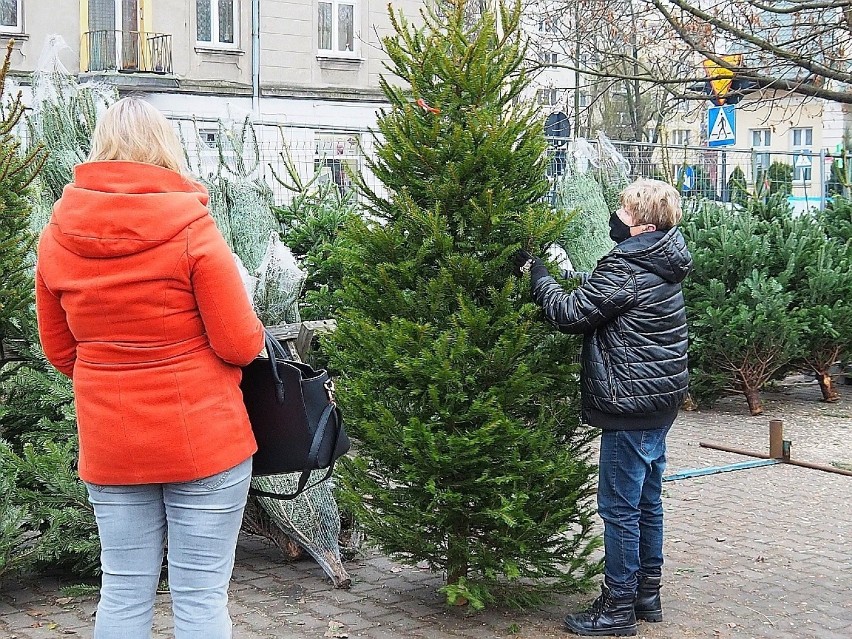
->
<box><xmin>609</xmin><ymin>212</ymin><xmax>635</xmax><ymax>244</ymax></box>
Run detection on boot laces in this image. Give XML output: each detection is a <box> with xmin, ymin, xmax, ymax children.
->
<box><xmin>586</xmin><ymin>587</ymin><xmax>613</xmax><ymax>618</ymax></box>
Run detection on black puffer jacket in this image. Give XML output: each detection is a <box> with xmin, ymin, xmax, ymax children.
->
<box><xmin>531</xmin><ymin>228</ymin><xmax>692</xmax><ymax>430</ymax></box>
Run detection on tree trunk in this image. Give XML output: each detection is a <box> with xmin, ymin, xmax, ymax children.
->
<box><xmin>447</xmin><ymin>534</ymin><xmax>469</xmax><ymax>605</ymax></box>
<box><xmin>816</xmin><ymin>370</ymin><xmax>841</xmax><ymax>403</ymax></box>
<box><xmin>743</xmin><ymin>386</ymin><xmax>763</xmax><ymax>416</ymax></box>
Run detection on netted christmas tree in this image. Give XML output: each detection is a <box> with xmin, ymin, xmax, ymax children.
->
<box><xmin>324</xmin><ymin>0</ymin><xmax>600</xmax><ymax>608</ymax></box>
<box><xmin>272</xmin><ymin>150</ymin><xmax>360</xmax><ymax>321</ymax></box>
<box><xmin>186</xmin><ymin>118</ymin><xmax>305</xmax><ymax>326</ymax></box>
<box><xmin>183</xmin><ymin>119</ymin><xmax>353</xmax><ymax>587</ymax></box>
<box><xmin>551</xmin><ymin>135</ymin><xmax>627</xmax><ymax>272</ymax></box>
<box><xmin>553</xmin><ymin>172</ymin><xmax>613</xmax><ymax>272</ymax></box>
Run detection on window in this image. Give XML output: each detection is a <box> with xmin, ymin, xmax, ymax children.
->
<box><xmin>670</xmin><ymin>129</ymin><xmax>691</xmax><ymax>146</ymax></box>
<box><xmin>751</xmin><ymin>128</ymin><xmax>771</xmax><ymax>147</ymax></box>
<box><xmin>539</xmin><ymin>51</ymin><xmax>557</xmax><ymax>66</ymax></box>
<box><xmin>537</xmin><ymin>15</ymin><xmax>559</xmax><ymax>33</ymax></box>
<box><xmin>199</xmin><ymin>129</ymin><xmax>219</xmax><ymax>149</ymax></box>
<box><xmin>750</xmin><ymin>128</ymin><xmax>772</xmax><ymax>175</ymax></box>
<box><xmin>791</xmin><ymin>127</ymin><xmax>813</xmax><ymax>182</ymax></box>
<box><xmin>537</xmin><ymin>88</ymin><xmax>560</xmax><ymax>107</ymax></box>
<box><xmin>791</xmin><ymin>127</ymin><xmax>813</xmax><ymax>147</ymax></box>
<box><xmin>0</xmin><ymin>0</ymin><xmax>20</xmax><ymax>33</ymax></box>
<box><xmin>318</xmin><ymin>0</ymin><xmax>356</xmax><ymax>56</ymax></box>
<box><xmin>196</xmin><ymin>0</ymin><xmax>237</xmax><ymax>47</ymax></box>
<box><xmin>315</xmin><ymin>132</ymin><xmax>360</xmax><ymax>195</ymax></box>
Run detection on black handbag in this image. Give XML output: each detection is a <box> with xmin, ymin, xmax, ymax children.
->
<box><xmin>240</xmin><ymin>329</ymin><xmax>350</xmax><ymax>500</ymax></box>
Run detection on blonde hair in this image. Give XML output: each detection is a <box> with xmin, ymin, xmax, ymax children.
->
<box><xmin>89</xmin><ymin>97</ymin><xmax>187</xmax><ymax>174</ymax></box>
<box><xmin>619</xmin><ymin>178</ymin><xmax>683</xmax><ymax>229</ymax></box>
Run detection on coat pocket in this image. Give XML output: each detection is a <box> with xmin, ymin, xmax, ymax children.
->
<box><xmin>597</xmin><ymin>336</ymin><xmax>617</xmax><ymax>403</ymax></box>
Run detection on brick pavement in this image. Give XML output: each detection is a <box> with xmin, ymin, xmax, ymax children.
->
<box><xmin>2</xmin><ymin>382</ymin><xmax>850</xmax><ymax>639</ymax></box>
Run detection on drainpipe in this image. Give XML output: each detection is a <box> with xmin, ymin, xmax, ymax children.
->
<box><xmin>252</xmin><ymin>0</ymin><xmax>260</xmax><ymax>115</ymax></box>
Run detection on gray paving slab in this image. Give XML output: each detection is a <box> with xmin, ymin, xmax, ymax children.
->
<box><xmin>2</xmin><ymin>383</ymin><xmax>850</xmax><ymax>638</ymax></box>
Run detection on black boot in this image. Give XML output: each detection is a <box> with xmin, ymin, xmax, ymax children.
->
<box><xmin>635</xmin><ymin>574</ymin><xmax>662</xmax><ymax>622</ymax></box>
<box><xmin>563</xmin><ymin>584</ymin><xmax>637</xmax><ymax>636</ymax></box>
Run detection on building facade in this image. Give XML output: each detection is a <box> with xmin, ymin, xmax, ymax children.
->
<box><xmin>6</xmin><ymin>1</ymin><xmax>424</xmax><ymax>122</ymax></box>
<box><xmin>660</xmin><ymin>93</ymin><xmax>852</xmax><ymax>209</ymax></box>
<box><xmin>2</xmin><ymin>0</ymin><xmax>428</xmax><ymax>196</ymax></box>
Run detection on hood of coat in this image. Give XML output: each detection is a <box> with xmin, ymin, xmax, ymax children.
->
<box><xmin>47</xmin><ymin>161</ymin><xmax>211</xmax><ymax>258</ymax></box>
<box><xmin>612</xmin><ymin>227</ymin><xmax>693</xmax><ymax>284</ymax></box>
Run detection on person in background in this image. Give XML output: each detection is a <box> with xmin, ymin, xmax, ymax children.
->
<box><xmin>36</xmin><ymin>97</ymin><xmax>264</xmax><ymax>639</ymax></box>
<box><xmin>512</xmin><ymin>178</ymin><xmax>692</xmax><ymax>637</ymax></box>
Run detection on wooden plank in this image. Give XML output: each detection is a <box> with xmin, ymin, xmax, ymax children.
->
<box><xmin>295</xmin><ymin>324</ymin><xmax>315</xmax><ymax>362</ymax></box>
<box><xmin>267</xmin><ymin>319</ymin><xmax>337</xmax><ymax>343</ymax></box>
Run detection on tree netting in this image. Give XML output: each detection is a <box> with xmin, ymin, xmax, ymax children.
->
<box><xmin>184</xmin><ymin>117</ymin><xmax>349</xmax><ymax>586</ymax></box>
<box><xmin>552</xmin><ymin>133</ymin><xmax>629</xmax><ymax>272</ymax></box>
<box><xmin>252</xmin><ymin>232</ymin><xmax>305</xmax><ymax>326</ymax></box>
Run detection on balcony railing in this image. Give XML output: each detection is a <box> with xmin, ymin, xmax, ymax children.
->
<box><xmin>83</xmin><ymin>31</ymin><xmax>173</xmax><ymax>74</ymax></box>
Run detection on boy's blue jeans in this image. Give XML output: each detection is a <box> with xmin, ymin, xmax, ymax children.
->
<box><xmin>84</xmin><ymin>457</ymin><xmax>252</xmax><ymax>639</ymax></box>
<box><xmin>598</xmin><ymin>426</ymin><xmax>671</xmax><ymax>599</ymax></box>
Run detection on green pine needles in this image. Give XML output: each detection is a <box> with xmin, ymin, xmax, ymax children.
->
<box><xmin>325</xmin><ymin>1</ymin><xmax>600</xmax><ymax>608</ymax></box>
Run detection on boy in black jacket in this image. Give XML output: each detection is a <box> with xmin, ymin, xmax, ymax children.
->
<box><xmin>513</xmin><ymin>179</ymin><xmax>692</xmax><ymax>637</ymax></box>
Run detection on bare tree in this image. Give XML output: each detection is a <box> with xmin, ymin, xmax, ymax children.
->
<box><xmin>528</xmin><ymin>0</ymin><xmax>700</xmax><ymax>160</ymax></box>
<box><xmin>647</xmin><ymin>0</ymin><xmax>852</xmax><ymax>103</ymax></box>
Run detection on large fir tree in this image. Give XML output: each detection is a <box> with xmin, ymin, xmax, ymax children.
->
<box><xmin>325</xmin><ymin>0</ymin><xmax>600</xmax><ymax>608</ymax></box>
<box><xmin>0</xmin><ymin>44</ymin><xmax>104</xmax><ymax>578</ymax></box>
<box><xmin>0</xmin><ymin>40</ymin><xmax>55</xmax><ymax>578</ymax></box>
<box><xmin>0</xmin><ymin>42</ymin><xmax>43</xmax><ymax>362</ymax></box>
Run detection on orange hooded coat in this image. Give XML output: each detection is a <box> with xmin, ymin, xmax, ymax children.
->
<box><xmin>36</xmin><ymin>161</ymin><xmax>264</xmax><ymax>485</ymax></box>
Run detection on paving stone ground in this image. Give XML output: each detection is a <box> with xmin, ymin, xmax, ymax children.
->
<box><xmin>2</xmin><ymin>380</ymin><xmax>851</xmax><ymax>639</ymax></box>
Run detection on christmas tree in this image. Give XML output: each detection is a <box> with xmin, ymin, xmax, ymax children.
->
<box><xmin>0</xmin><ymin>39</ymin><xmax>103</xmax><ymax>578</ymax></box>
<box><xmin>0</xmin><ymin>41</ymin><xmax>44</xmax><ymax>359</ymax></box>
<box><xmin>681</xmin><ymin>200</ymin><xmax>804</xmax><ymax>414</ymax></box>
<box><xmin>325</xmin><ymin>0</ymin><xmax>600</xmax><ymax>608</ymax></box>
<box><xmin>272</xmin><ymin>151</ymin><xmax>360</xmax><ymax>321</ymax></box>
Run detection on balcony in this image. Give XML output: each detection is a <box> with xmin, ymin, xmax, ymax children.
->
<box><xmin>83</xmin><ymin>30</ymin><xmax>173</xmax><ymax>75</ymax></box>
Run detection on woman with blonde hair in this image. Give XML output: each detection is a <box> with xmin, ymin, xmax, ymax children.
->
<box><xmin>36</xmin><ymin>97</ymin><xmax>264</xmax><ymax>638</ymax></box>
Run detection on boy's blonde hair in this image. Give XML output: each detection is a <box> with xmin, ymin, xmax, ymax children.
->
<box><xmin>619</xmin><ymin>178</ymin><xmax>682</xmax><ymax>229</ymax></box>
<box><xmin>89</xmin><ymin>97</ymin><xmax>187</xmax><ymax>174</ymax></box>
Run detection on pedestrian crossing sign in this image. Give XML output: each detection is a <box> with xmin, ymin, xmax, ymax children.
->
<box><xmin>707</xmin><ymin>105</ymin><xmax>736</xmax><ymax>147</ymax></box>
<box><xmin>794</xmin><ymin>153</ymin><xmax>812</xmax><ymax>169</ymax></box>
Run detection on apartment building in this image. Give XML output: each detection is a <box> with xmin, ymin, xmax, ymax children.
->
<box><xmin>2</xmin><ymin>0</ymin><xmax>427</xmax><ymax>191</ymax></box>
<box><xmin>7</xmin><ymin>0</ymin><xmax>429</xmax><ymax>119</ymax></box>
<box><xmin>660</xmin><ymin>93</ymin><xmax>852</xmax><ymax>209</ymax></box>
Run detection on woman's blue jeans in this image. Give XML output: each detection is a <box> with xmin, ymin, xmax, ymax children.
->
<box><xmin>597</xmin><ymin>426</ymin><xmax>670</xmax><ymax>599</ymax></box>
<box><xmin>85</xmin><ymin>457</ymin><xmax>252</xmax><ymax>639</ymax></box>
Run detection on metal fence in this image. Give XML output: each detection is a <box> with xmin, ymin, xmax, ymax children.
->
<box><xmin>545</xmin><ymin>137</ymin><xmax>838</xmax><ymax>213</ymax></box>
<box><xmin>82</xmin><ymin>31</ymin><xmax>173</xmax><ymax>74</ymax></box>
<box><xmin>171</xmin><ymin>118</ymin><xmax>385</xmax><ymax>206</ymax></box>
<box><xmin>171</xmin><ymin>118</ymin><xmax>838</xmax><ymax>213</ymax></box>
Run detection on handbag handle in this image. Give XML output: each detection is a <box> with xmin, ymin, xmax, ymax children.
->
<box><xmin>263</xmin><ymin>329</ymin><xmax>289</xmax><ymax>404</ymax></box>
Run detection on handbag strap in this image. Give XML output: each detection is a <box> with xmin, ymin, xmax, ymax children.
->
<box><xmin>249</xmin><ymin>402</ymin><xmax>344</xmax><ymax>500</ymax></box>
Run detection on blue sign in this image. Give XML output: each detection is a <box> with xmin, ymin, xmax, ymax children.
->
<box><xmin>677</xmin><ymin>165</ymin><xmax>695</xmax><ymax>191</ymax></box>
<box><xmin>707</xmin><ymin>105</ymin><xmax>736</xmax><ymax>147</ymax></box>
